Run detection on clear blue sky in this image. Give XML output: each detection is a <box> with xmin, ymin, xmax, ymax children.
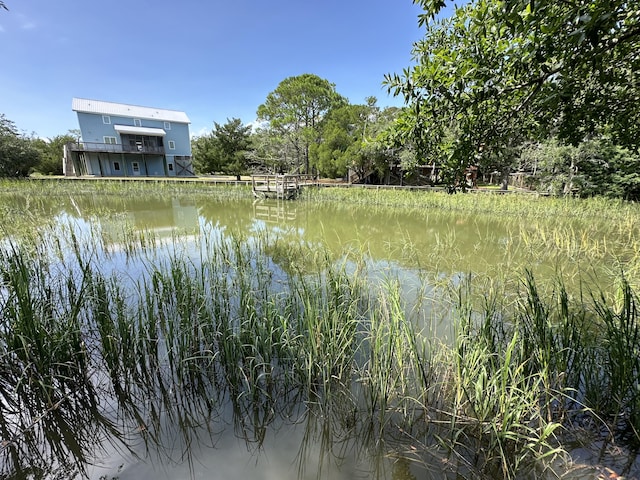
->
<box><xmin>0</xmin><ymin>0</ymin><xmax>427</xmax><ymax>139</ymax></box>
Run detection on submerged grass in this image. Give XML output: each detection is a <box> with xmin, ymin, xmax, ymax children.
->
<box><xmin>2</xmin><ymin>180</ymin><xmax>640</xmax><ymax>478</ymax></box>
<box><xmin>2</xmin><ymin>222</ymin><xmax>640</xmax><ymax>479</ymax></box>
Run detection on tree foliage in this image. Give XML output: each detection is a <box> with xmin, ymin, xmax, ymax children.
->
<box><xmin>385</xmin><ymin>0</ymin><xmax>640</xmax><ymax>188</ymax></box>
<box><xmin>192</xmin><ymin>118</ymin><xmax>252</xmax><ymax>180</ymax></box>
<box><xmin>0</xmin><ymin>114</ymin><xmax>40</xmax><ymax>177</ymax></box>
<box><xmin>310</xmin><ymin>103</ymin><xmax>371</xmax><ymax>178</ymax></box>
<box><xmin>257</xmin><ymin>74</ymin><xmax>346</xmax><ymax>174</ymax></box>
<box><xmin>32</xmin><ymin>134</ymin><xmax>77</xmax><ymax>175</ymax></box>
<box><xmin>522</xmin><ymin>137</ymin><xmax>640</xmax><ymax>199</ymax></box>
<box><xmin>247</xmin><ymin>128</ymin><xmax>292</xmax><ymax>174</ymax></box>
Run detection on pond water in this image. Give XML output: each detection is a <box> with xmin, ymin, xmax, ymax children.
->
<box><xmin>35</xmin><ymin>193</ymin><xmax>628</xmax><ymax>284</ymax></box>
<box><xmin>1</xmin><ymin>188</ymin><xmax>638</xmax><ymax>479</ymax></box>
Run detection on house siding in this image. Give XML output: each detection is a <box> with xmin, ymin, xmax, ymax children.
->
<box><xmin>67</xmin><ymin>99</ymin><xmax>194</xmax><ymax>178</ymax></box>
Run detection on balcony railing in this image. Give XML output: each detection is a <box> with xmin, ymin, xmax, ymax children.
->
<box><xmin>67</xmin><ymin>142</ymin><xmax>165</xmax><ymax>155</ymax></box>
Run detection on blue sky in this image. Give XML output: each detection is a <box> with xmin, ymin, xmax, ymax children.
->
<box><xmin>0</xmin><ymin>0</ymin><xmax>426</xmax><ymax>139</ymax></box>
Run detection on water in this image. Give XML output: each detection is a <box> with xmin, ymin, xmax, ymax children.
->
<box><xmin>1</xmin><ymin>189</ymin><xmax>636</xmax><ymax>479</ymax></box>
<box><xmin>33</xmin><ymin>192</ymin><xmax>626</xmax><ymax>285</ymax></box>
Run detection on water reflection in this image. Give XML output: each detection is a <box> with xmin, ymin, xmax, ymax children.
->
<box><xmin>0</xmin><ymin>342</ymin><xmax>432</xmax><ymax>479</ymax></box>
<box><xmin>2</xmin><ymin>191</ymin><xmax>636</xmax><ymax>479</ymax></box>
<box><xmin>50</xmin><ymin>193</ymin><xmax>622</xmax><ymax>290</ymax></box>
<box><xmin>253</xmin><ymin>199</ymin><xmax>299</xmax><ymax>225</ymax></box>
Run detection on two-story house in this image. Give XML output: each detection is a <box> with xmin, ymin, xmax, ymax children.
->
<box><xmin>63</xmin><ymin>98</ymin><xmax>194</xmax><ymax>177</ymax></box>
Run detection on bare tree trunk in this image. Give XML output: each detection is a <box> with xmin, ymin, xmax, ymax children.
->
<box><xmin>500</xmin><ymin>169</ymin><xmax>510</xmax><ymax>191</ymax></box>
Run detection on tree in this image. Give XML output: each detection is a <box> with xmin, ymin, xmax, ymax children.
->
<box><xmin>247</xmin><ymin>127</ymin><xmax>291</xmax><ymax>174</ymax></box>
<box><xmin>385</xmin><ymin>0</ymin><xmax>640</xmax><ymax>190</ymax></box>
<box><xmin>32</xmin><ymin>133</ymin><xmax>77</xmax><ymax>175</ymax></box>
<box><xmin>216</xmin><ymin>118</ymin><xmax>252</xmax><ymax>181</ymax></box>
<box><xmin>367</xmin><ymin>106</ymin><xmax>416</xmax><ymax>184</ymax></box>
<box><xmin>0</xmin><ymin>114</ymin><xmax>40</xmax><ymax>177</ymax></box>
<box><xmin>310</xmin><ymin>103</ymin><xmax>371</xmax><ymax>178</ymax></box>
<box><xmin>192</xmin><ymin>118</ymin><xmax>252</xmax><ymax>180</ymax></box>
<box><xmin>527</xmin><ymin>138</ymin><xmax>640</xmax><ymax>199</ymax></box>
<box><xmin>257</xmin><ymin>74</ymin><xmax>346</xmax><ymax>174</ymax></box>
<box><xmin>192</xmin><ymin>134</ymin><xmax>218</xmax><ymax>175</ymax></box>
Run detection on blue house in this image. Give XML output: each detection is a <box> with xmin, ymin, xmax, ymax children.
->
<box><xmin>64</xmin><ymin>98</ymin><xmax>194</xmax><ymax>177</ymax></box>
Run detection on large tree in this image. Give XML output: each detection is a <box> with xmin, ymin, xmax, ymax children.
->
<box><xmin>192</xmin><ymin>118</ymin><xmax>252</xmax><ymax>180</ymax></box>
<box><xmin>249</xmin><ymin>126</ymin><xmax>296</xmax><ymax>174</ymax></box>
<box><xmin>0</xmin><ymin>114</ymin><xmax>40</xmax><ymax>177</ymax></box>
<box><xmin>385</xmin><ymin>0</ymin><xmax>640</xmax><ymax>189</ymax></box>
<box><xmin>257</xmin><ymin>74</ymin><xmax>346</xmax><ymax>174</ymax></box>
<box><xmin>310</xmin><ymin>103</ymin><xmax>371</xmax><ymax>179</ymax></box>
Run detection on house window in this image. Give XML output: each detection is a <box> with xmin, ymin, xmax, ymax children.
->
<box><xmin>132</xmin><ymin>162</ymin><xmax>140</xmax><ymax>173</ymax></box>
<box><xmin>134</xmin><ymin>118</ymin><xmax>142</xmax><ymax>127</ymax></box>
<box><xmin>102</xmin><ymin>115</ymin><xmax>111</xmax><ymax>124</ymax></box>
<box><xmin>113</xmin><ymin>161</ymin><xmax>121</xmax><ymax>171</ymax></box>
<box><xmin>168</xmin><ymin>140</ymin><xmax>176</xmax><ymax>150</ymax></box>
<box><xmin>164</xmin><ymin>121</ymin><xmax>171</xmax><ymax>130</ymax></box>
<box><xmin>104</xmin><ymin>136</ymin><xmax>117</xmax><ymax>144</ymax></box>
<box><xmin>168</xmin><ymin>163</ymin><xmax>174</xmax><ymax>171</ymax></box>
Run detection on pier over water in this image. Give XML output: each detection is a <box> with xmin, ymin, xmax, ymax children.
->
<box><xmin>251</xmin><ymin>174</ymin><xmax>303</xmax><ymax>199</ymax></box>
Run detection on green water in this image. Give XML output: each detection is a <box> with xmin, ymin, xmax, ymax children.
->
<box><xmin>27</xmin><ymin>191</ymin><xmax>631</xmax><ymax>282</ymax></box>
<box><xmin>1</xmin><ymin>186</ymin><xmax>638</xmax><ymax>479</ymax></box>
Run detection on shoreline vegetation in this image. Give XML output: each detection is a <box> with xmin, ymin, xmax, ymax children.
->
<box><xmin>1</xmin><ymin>178</ymin><xmax>640</xmax><ymax>478</ymax></box>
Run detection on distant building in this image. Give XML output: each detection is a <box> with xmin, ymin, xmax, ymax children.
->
<box><xmin>63</xmin><ymin>98</ymin><xmax>194</xmax><ymax>177</ymax></box>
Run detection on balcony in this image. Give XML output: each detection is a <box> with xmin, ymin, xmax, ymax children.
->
<box><xmin>67</xmin><ymin>142</ymin><xmax>165</xmax><ymax>155</ymax></box>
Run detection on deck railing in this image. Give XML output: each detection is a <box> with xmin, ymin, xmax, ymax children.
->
<box><xmin>251</xmin><ymin>174</ymin><xmax>301</xmax><ymax>199</ymax></box>
<box><xmin>67</xmin><ymin>142</ymin><xmax>165</xmax><ymax>155</ymax></box>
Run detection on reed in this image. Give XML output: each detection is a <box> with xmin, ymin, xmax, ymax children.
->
<box><xmin>3</xmin><ymin>185</ymin><xmax>640</xmax><ymax>477</ymax></box>
<box><xmin>303</xmin><ymin>186</ymin><xmax>640</xmax><ymax>233</ymax></box>
<box><xmin>0</xmin><ymin>242</ymin><xmax>109</xmax><ymax>477</ymax></box>
<box><xmin>444</xmin><ymin>275</ymin><xmax>563</xmax><ymax>478</ymax></box>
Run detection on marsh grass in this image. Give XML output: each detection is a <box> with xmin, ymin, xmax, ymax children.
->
<box><xmin>303</xmin><ymin>186</ymin><xmax>640</xmax><ymax>223</ymax></box>
<box><xmin>2</xmin><ymin>225</ymin><xmax>636</xmax><ymax>479</ymax></box>
<box><xmin>302</xmin><ymin>186</ymin><xmax>640</xmax><ymax>293</ymax></box>
<box><xmin>3</xmin><ymin>181</ymin><xmax>640</xmax><ymax>478</ymax></box>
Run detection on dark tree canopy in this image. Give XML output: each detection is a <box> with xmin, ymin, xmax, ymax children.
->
<box><xmin>310</xmin><ymin>103</ymin><xmax>371</xmax><ymax>178</ymax></box>
<box><xmin>32</xmin><ymin>134</ymin><xmax>77</xmax><ymax>175</ymax></box>
<box><xmin>385</xmin><ymin>0</ymin><xmax>640</xmax><ymax>187</ymax></box>
<box><xmin>192</xmin><ymin>118</ymin><xmax>252</xmax><ymax>180</ymax></box>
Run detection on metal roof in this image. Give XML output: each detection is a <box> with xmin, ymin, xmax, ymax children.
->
<box><xmin>113</xmin><ymin>125</ymin><xmax>166</xmax><ymax>136</ymax></box>
<box><xmin>72</xmin><ymin>98</ymin><xmax>190</xmax><ymax>124</ymax></box>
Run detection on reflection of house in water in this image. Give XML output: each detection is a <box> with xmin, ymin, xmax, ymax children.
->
<box><xmin>99</xmin><ymin>199</ymin><xmax>200</xmax><ymax>244</ymax></box>
<box><xmin>253</xmin><ymin>201</ymin><xmax>297</xmax><ymax>224</ymax></box>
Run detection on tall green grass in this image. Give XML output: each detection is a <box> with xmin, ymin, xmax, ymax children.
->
<box><xmin>2</xmin><ymin>180</ymin><xmax>640</xmax><ymax>478</ymax></box>
<box><xmin>303</xmin><ymin>185</ymin><xmax>640</xmax><ymax>223</ymax></box>
<box><xmin>3</xmin><ymin>224</ymin><xmax>640</xmax><ymax>478</ymax></box>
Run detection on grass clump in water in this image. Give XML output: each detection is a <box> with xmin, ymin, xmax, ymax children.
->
<box><xmin>2</xmin><ymin>221</ymin><xmax>640</xmax><ymax>478</ymax></box>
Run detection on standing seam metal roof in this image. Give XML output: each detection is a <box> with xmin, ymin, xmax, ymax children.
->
<box><xmin>72</xmin><ymin>98</ymin><xmax>190</xmax><ymax>124</ymax></box>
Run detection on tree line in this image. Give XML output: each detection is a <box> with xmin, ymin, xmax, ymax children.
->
<box><xmin>2</xmin><ymin>0</ymin><xmax>638</xmax><ymax>199</ymax></box>
<box><xmin>0</xmin><ymin>114</ymin><xmax>78</xmax><ymax>177</ymax></box>
<box><xmin>191</xmin><ymin>73</ymin><xmax>409</xmax><ymax>184</ymax></box>
<box><xmin>191</xmin><ymin>0</ymin><xmax>640</xmax><ymax>200</ymax></box>
<box><xmin>384</xmin><ymin>0</ymin><xmax>640</xmax><ymax>197</ymax></box>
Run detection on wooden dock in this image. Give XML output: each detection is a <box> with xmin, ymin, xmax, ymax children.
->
<box><xmin>251</xmin><ymin>174</ymin><xmax>301</xmax><ymax>199</ymax></box>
